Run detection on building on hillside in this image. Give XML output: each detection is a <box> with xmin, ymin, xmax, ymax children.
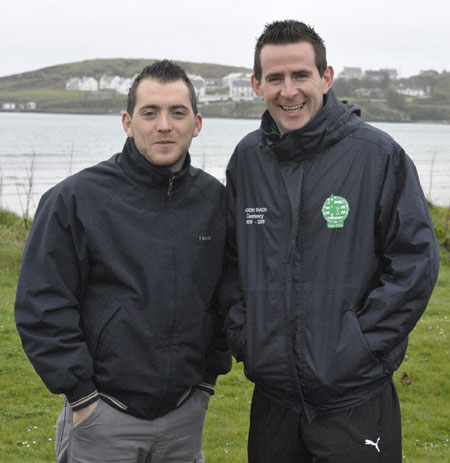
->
<box><xmin>65</xmin><ymin>77</ymin><xmax>99</xmax><ymax>91</ymax></box>
<box><xmin>26</xmin><ymin>102</ymin><xmax>37</xmax><ymax>110</ymax></box>
<box><xmin>99</xmin><ymin>75</ymin><xmax>122</xmax><ymax>90</ymax></box>
<box><xmin>116</xmin><ymin>76</ymin><xmax>136</xmax><ymax>95</ymax></box>
<box><xmin>420</xmin><ymin>69</ymin><xmax>439</xmax><ymax>77</ymax></box>
<box><xmin>364</xmin><ymin>70</ymin><xmax>390</xmax><ymax>81</ymax></box>
<box><xmin>355</xmin><ymin>87</ymin><xmax>384</xmax><ymax>98</ymax></box>
<box><xmin>396</xmin><ymin>86</ymin><xmax>427</xmax><ymax>97</ymax></box>
<box><xmin>338</xmin><ymin>67</ymin><xmax>363</xmax><ymax>79</ymax></box>
<box><xmin>379</xmin><ymin>68</ymin><xmax>398</xmax><ymax>80</ymax></box>
<box><xmin>2</xmin><ymin>102</ymin><xmax>16</xmax><ymax>110</ymax></box>
<box><xmin>222</xmin><ymin>72</ymin><xmax>247</xmax><ymax>88</ymax></box>
<box><xmin>188</xmin><ymin>74</ymin><xmax>206</xmax><ymax>98</ymax></box>
<box><xmin>230</xmin><ymin>74</ymin><xmax>254</xmax><ymax>101</ymax></box>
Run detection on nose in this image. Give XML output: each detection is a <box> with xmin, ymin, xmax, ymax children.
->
<box><xmin>157</xmin><ymin>114</ymin><xmax>172</xmax><ymax>132</ymax></box>
<box><xmin>280</xmin><ymin>77</ymin><xmax>297</xmax><ymax>99</ymax></box>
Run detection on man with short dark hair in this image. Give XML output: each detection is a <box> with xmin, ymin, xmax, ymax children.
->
<box><xmin>15</xmin><ymin>60</ymin><xmax>231</xmax><ymax>463</ymax></box>
<box><xmin>224</xmin><ymin>20</ymin><xmax>439</xmax><ymax>462</ymax></box>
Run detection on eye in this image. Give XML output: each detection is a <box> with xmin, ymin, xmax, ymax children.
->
<box><xmin>293</xmin><ymin>72</ymin><xmax>309</xmax><ymax>80</ymax></box>
<box><xmin>267</xmin><ymin>76</ymin><xmax>282</xmax><ymax>84</ymax></box>
<box><xmin>172</xmin><ymin>110</ymin><xmax>187</xmax><ymax>117</ymax></box>
<box><xmin>143</xmin><ymin>110</ymin><xmax>156</xmax><ymax>118</ymax></box>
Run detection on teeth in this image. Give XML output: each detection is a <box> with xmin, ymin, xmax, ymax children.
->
<box><xmin>281</xmin><ymin>103</ymin><xmax>305</xmax><ymax>112</ymax></box>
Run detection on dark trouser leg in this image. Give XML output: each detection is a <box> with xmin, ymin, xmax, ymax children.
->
<box><xmin>302</xmin><ymin>381</ymin><xmax>402</xmax><ymax>463</ymax></box>
<box><xmin>248</xmin><ymin>386</ymin><xmax>312</xmax><ymax>463</ymax></box>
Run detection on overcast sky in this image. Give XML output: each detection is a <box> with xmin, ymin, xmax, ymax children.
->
<box><xmin>1</xmin><ymin>0</ymin><xmax>448</xmax><ymax>79</ymax></box>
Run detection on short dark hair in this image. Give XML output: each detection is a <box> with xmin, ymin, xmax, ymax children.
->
<box><xmin>127</xmin><ymin>60</ymin><xmax>198</xmax><ymax>115</ymax></box>
<box><xmin>253</xmin><ymin>20</ymin><xmax>327</xmax><ymax>80</ymax></box>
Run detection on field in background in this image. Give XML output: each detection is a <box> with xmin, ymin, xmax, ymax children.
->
<box><xmin>0</xmin><ymin>208</ymin><xmax>448</xmax><ymax>462</ymax></box>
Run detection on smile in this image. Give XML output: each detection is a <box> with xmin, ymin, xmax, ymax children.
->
<box><xmin>280</xmin><ymin>103</ymin><xmax>306</xmax><ymax>112</ymax></box>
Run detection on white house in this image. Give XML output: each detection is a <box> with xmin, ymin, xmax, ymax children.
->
<box><xmin>65</xmin><ymin>77</ymin><xmax>99</xmax><ymax>91</ymax></box>
<box><xmin>338</xmin><ymin>67</ymin><xmax>363</xmax><ymax>79</ymax></box>
<box><xmin>99</xmin><ymin>75</ymin><xmax>122</xmax><ymax>90</ymax></box>
<box><xmin>116</xmin><ymin>76</ymin><xmax>137</xmax><ymax>95</ymax></box>
<box><xmin>222</xmin><ymin>72</ymin><xmax>248</xmax><ymax>88</ymax></box>
<box><xmin>396</xmin><ymin>87</ymin><xmax>426</xmax><ymax>97</ymax></box>
<box><xmin>227</xmin><ymin>73</ymin><xmax>254</xmax><ymax>101</ymax></box>
<box><xmin>2</xmin><ymin>102</ymin><xmax>16</xmax><ymax>110</ymax></box>
<box><xmin>188</xmin><ymin>74</ymin><xmax>206</xmax><ymax>98</ymax></box>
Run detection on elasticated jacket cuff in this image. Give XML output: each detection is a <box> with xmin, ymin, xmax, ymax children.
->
<box><xmin>198</xmin><ymin>373</ymin><xmax>218</xmax><ymax>395</ymax></box>
<box><xmin>65</xmin><ymin>379</ymin><xmax>99</xmax><ymax>411</ymax></box>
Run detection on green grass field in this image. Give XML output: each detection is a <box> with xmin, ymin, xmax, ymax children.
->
<box><xmin>0</xmin><ymin>208</ymin><xmax>448</xmax><ymax>462</ymax></box>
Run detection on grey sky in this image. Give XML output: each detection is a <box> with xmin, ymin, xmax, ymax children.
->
<box><xmin>1</xmin><ymin>0</ymin><xmax>448</xmax><ymax>78</ymax></box>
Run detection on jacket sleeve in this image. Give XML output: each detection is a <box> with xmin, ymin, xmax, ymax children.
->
<box><xmin>14</xmin><ymin>187</ymin><xmax>98</xmax><ymax>410</ymax></box>
<box><xmin>358</xmin><ymin>145</ymin><xmax>440</xmax><ymax>367</ymax></box>
<box><xmin>197</xmin><ymin>183</ymin><xmax>232</xmax><ymax>395</ymax></box>
<box><xmin>198</xmin><ymin>292</ymin><xmax>232</xmax><ymax>395</ymax></box>
<box><xmin>219</xmin><ymin>152</ymin><xmax>248</xmax><ymax>362</ymax></box>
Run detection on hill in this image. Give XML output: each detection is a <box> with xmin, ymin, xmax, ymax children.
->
<box><xmin>0</xmin><ymin>59</ymin><xmax>449</xmax><ymax>121</ymax></box>
<box><xmin>0</xmin><ymin>58</ymin><xmax>251</xmax><ymax>92</ymax></box>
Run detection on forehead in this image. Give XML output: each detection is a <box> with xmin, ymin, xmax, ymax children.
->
<box><xmin>135</xmin><ymin>78</ymin><xmax>191</xmax><ymax>108</ymax></box>
<box><xmin>259</xmin><ymin>41</ymin><xmax>318</xmax><ymax>75</ymax></box>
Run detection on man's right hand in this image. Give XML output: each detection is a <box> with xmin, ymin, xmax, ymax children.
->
<box><xmin>73</xmin><ymin>400</ymin><xmax>99</xmax><ymax>427</ymax></box>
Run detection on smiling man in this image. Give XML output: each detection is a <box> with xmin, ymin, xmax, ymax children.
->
<box><xmin>223</xmin><ymin>20</ymin><xmax>439</xmax><ymax>462</ymax></box>
<box><xmin>15</xmin><ymin>60</ymin><xmax>231</xmax><ymax>463</ymax></box>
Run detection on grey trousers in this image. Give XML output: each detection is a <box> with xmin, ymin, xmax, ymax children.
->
<box><xmin>55</xmin><ymin>388</ymin><xmax>209</xmax><ymax>463</ymax></box>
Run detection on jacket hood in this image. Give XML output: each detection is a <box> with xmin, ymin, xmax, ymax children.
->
<box><xmin>261</xmin><ymin>89</ymin><xmax>362</xmax><ymax>161</ymax></box>
<box><xmin>118</xmin><ymin>137</ymin><xmax>191</xmax><ymax>188</ymax></box>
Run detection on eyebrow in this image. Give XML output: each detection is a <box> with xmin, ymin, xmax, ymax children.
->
<box><xmin>139</xmin><ymin>104</ymin><xmax>190</xmax><ymax>111</ymax></box>
<box><xmin>265</xmin><ymin>69</ymin><xmax>313</xmax><ymax>79</ymax></box>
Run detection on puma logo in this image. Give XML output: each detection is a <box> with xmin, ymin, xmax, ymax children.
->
<box><xmin>365</xmin><ymin>437</ymin><xmax>381</xmax><ymax>452</ymax></box>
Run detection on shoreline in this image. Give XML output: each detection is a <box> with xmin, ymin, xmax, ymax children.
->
<box><xmin>1</xmin><ymin>109</ymin><xmax>449</xmax><ymax>125</ymax></box>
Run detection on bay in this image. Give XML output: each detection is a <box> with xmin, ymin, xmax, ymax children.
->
<box><xmin>0</xmin><ymin>112</ymin><xmax>449</xmax><ymax>216</ymax></box>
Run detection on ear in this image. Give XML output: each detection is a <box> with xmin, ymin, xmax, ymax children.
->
<box><xmin>122</xmin><ymin>111</ymin><xmax>133</xmax><ymax>137</ymax></box>
<box><xmin>251</xmin><ymin>74</ymin><xmax>264</xmax><ymax>100</ymax></box>
<box><xmin>321</xmin><ymin>66</ymin><xmax>334</xmax><ymax>94</ymax></box>
<box><xmin>193</xmin><ymin>113</ymin><xmax>202</xmax><ymax>138</ymax></box>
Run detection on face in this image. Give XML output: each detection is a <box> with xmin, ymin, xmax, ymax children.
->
<box><xmin>252</xmin><ymin>41</ymin><xmax>334</xmax><ymax>134</ymax></box>
<box><xmin>122</xmin><ymin>78</ymin><xmax>202</xmax><ymax>172</ymax></box>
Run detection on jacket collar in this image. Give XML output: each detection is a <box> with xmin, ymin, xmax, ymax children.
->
<box><xmin>260</xmin><ymin>89</ymin><xmax>362</xmax><ymax>161</ymax></box>
<box><xmin>118</xmin><ymin>137</ymin><xmax>191</xmax><ymax>190</ymax></box>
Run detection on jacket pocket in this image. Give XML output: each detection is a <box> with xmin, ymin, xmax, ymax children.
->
<box><xmin>83</xmin><ymin>297</ymin><xmax>122</xmax><ymax>357</ymax></box>
<box><xmin>305</xmin><ymin>309</ymin><xmax>385</xmax><ymax>403</ymax></box>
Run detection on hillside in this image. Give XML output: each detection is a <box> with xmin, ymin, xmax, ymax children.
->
<box><xmin>0</xmin><ymin>59</ymin><xmax>449</xmax><ymax>121</ymax></box>
<box><xmin>0</xmin><ymin>58</ymin><xmax>251</xmax><ymax>91</ymax></box>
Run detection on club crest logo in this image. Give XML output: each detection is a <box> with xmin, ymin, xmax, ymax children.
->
<box><xmin>321</xmin><ymin>194</ymin><xmax>350</xmax><ymax>228</ymax></box>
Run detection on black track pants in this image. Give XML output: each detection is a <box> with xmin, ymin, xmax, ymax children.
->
<box><xmin>248</xmin><ymin>381</ymin><xmax>402</xmax><ymax>463</ymax></box>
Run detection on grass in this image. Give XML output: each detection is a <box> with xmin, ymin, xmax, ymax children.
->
<box><xmin>0</xmin><ymin>207</ymin><xmax>449</xmax><ymax>462</ymax></box>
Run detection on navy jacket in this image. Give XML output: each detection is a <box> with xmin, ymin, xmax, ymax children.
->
<box><xmin>15</xmin><ymin>138</ymin><xmax>231</xmax><ymax>420</ymax></box>
<box><xmin>224</xmin><ymin>90</ymin><xmax>440</xmax><ymax>420</ymax></box>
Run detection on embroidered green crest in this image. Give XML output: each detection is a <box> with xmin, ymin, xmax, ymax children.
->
<box><xmin>321</xmin><ymin>194</ymin><xmax>350</xmax><ymax>228</ymax></box>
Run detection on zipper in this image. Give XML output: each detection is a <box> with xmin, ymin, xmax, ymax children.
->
<box><xmin>167</xmin><ymin>174</ymin><xmax>175</xmax><ymax>197</ymax></box>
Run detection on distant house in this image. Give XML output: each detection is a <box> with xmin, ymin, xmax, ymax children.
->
<box><xmin>188</xmin><ymin>74</ymin><xmax>206</xmax><ymax>98</ymax></box>
<box><xmin>223</xmin><ymin>73</ymin><xmax>254</xmax><ymax>101</ymax></box>
<box><xmin>364</xmin><ymin>70</ymin><xmax>390</xmax><ymax>81</ymax></box>
<box><xmin>222</xmin><ymin>72</ymin><xmax>247</xmax><ymax>88</ymax></box>
<box><xmin>380</xmin><ymin>68</ymin><xmax>398</xmax><ymax>80</ymax></box>
<box><xmin>65</xmin><ymin>76</ymin><xmax>99</xmax><ymax>91</ymax></box>
<box><xmin>396</xmin><ymin>86</ymin><xmax>426</xmax><ymax>97</ymax></box>
<box><xmin>338</xmin><ymin>67</ymin><xmax>363</xmax><ymax>79</ymax></box>
<box><xmin>26</xmin><ymin>102</ymin><xmax>37</xmax><ymax>110</ymax></box>
<box><xmin>2</xmin><ymin>102</ymin><xmax>16</xmax><ymax>110</ymax></box>
<box><xmin>116</xmin><ymin>76</ymin><xmax>136</xmax><ymax>95</ymax></box>
<box><xmin>99</xmin><ymin>75</ymin><xmax>122</xmax><ymax>90</ymax></box>
<box><xmin>420</xmin><ymin>69</ymin><xmax>439</xmax><ymax>77</ymax></box>
<box><xmin>230</xmin><ymin>76</ymin><xmax>254</xmax><ymax>101</ymax></box>
<box><xmin>355</xmin><ymin>87</ymin><xmax>384</xmax><ymax>98</ymax></box>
